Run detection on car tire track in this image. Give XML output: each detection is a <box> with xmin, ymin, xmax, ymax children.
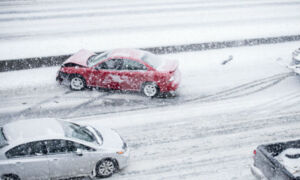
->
<box><xmin>0</xmin><ymin>90</ymin><xmax>72</xmax><ymax>122</ymax></box>
<box><xmin>69</xmin><ymin>73</ymin><xmax>291</xmax><ymax>119</ymax></box>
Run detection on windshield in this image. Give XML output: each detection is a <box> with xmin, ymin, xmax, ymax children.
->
<box><xmin>87</xmin><ymin>51</ymin><xmax>110</xmax><ymax>67</ymax></box>
<box><xmin>60</xmin><ymin>121</ymin><xmax>98</xmax><ymax>145</ymax></box>
<box><xmin>141</xmin><ymin>52</ymin><xmax>163</xmax><ymax>69</ymax></box>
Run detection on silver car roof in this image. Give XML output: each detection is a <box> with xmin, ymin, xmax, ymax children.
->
<box><xmin>2</xmin><ymin>118</ymin><xmax>66</xmax><ymax>145</ymax></box>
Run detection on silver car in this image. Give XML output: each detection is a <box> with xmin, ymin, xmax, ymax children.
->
<box><xmin>0</xmin><ymin>118</ymin><xmax>129</xmax><ymax>180</ymax></box>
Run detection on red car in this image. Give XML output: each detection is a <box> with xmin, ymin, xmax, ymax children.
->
<box><xmin>56</xmin><ymin>48</ymin><xmax>181</xmax><ymax>97</ymax></box>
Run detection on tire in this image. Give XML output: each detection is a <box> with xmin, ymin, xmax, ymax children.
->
<box><xmin>1</xmin><ymin>174</ymin><xmax>20</xmax><ymax>180</ymax></box>
<box><xmin>96</xmin><ymin>159</ymin><xmax>116</xmax><ymax>178</ymax></box>
<box><xmin>69</xmin><ymin>74</ymin><xmax>86</xmax><ymax>91</ymax></box>
<box><xmin>142</xmin><ymin>82</ymin><xmax>159</xmax><ymax>97</ymax></box>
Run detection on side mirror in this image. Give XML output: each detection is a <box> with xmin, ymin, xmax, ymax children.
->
<box><xmin>75</xmin><ymin>149</ymin><xmax>83</xmax><ymax>156</ymax></box>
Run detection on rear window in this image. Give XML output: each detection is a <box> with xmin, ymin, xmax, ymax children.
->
<box><xmin>0</xmin><ymin>127</ymin><xmax>8</xmax><ymax>148</ymax></box>
<box><xmin>141</xmin><ymin>52</ymin><xmax>163</xmax><ymax>69</ymax></box>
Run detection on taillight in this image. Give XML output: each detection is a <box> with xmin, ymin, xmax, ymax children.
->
<box><xmin>253</xmin><ymin>149</ymin><xmax>256</xmax><ymax>155</ymax></box>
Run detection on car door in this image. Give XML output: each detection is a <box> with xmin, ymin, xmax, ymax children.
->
<box><xmin>4</xmin><ymin>141</ymin><xmax>49</xmax><ymax>180</ymax></box>
<box><xmin>46</xmin><ymin>139</ymin><xmax>98</xmax><ymax>179</ymax></box>
<box><xmin>120</xmin><ymin>59</ymin><xmax>148</xmax><ymax>90</ymax></box>
<box><xmin>92</xmin><ymin>58</ymin><xmax>124</xmax><ymax>89</ymax></box>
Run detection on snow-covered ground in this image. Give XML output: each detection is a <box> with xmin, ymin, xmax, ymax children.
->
<box><xmin>1</xmin><ymin>0</ymin><xmax>300</xmax><ymax>60</ymax></box>
<box><xmin>1</xmin><ymin>0</ymin><xmax>300</xmax><ymax>179</ymax></box>
<box><xmin>1</xmin><ymin>41</ymin><xmax>300</xmax><ymax>179</ymax></box>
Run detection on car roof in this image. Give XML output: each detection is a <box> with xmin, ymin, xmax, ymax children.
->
<box><xmin>108</xmin><ymin>48</ymin><xmax>145</xmax><ymax>60</ymax></box>
<box><xmin>2</xmin><ymin>118</ymin><xmax>65</xmax><ymax>145</ymax></box>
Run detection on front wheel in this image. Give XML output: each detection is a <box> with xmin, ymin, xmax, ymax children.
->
<box><xmin>69</xmin><ymin>75</ymin><xmax>86</xmax><ymax>91</ymax></box>
<box><xmin>96</xmin><ymin>159</ymin><xmax>116</xmax><ymax>178</ymax></box>
<box><xmin>142</xmin><ymin>82</ymin><xmax>159</xmax><ymax>97</ymax></box>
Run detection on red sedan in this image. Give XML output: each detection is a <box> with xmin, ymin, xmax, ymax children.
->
<box><xmin>56</xmin><ymin>49</ymin><xmax>181</xmax><ymax>97</ymax></box>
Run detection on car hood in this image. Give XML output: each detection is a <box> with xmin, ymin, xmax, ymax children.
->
<box><xmin>156</xmin><ymin>59</ymin><xmax>178</xmax><ymax>72</ymax></box>
<box><xmin>63</xmin><ymin>49</ymin><xmax>95</xmax><ymax>67</ymax></box>
<box><xmin>91</xmin><ymin>125</ymin><xmax>124</xmax><ymax>150</ymax></box>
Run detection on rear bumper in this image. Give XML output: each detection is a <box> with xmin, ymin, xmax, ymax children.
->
<box><xmin>160</xmin><ymin>70</ymin><xmax>181</xmax><ymax>92</ymax></box>
<box><xmin>251</xmin><ymin>165</ymin><xmax>268</xmax><ymax>180</ymax></box>
<box><xmin>161</xmin><ymin>81</ymin><xmax>180</xmax><ymax>92</ymax></box>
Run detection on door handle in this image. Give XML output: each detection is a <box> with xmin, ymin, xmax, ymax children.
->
<box><xmin>51</xmin><ymin>158</ymin><xmax>58</xmax><ymax>161</ymax></box>
<box><xmin>15</xmin><ymin>162</ymin><xmax>21</xmax><ymax>164</ymax></box>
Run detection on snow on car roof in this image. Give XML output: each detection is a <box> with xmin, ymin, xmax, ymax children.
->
<box><xmin>109</xmin><ymin>48</ymin><xmax>145</xmax><ymax>60</ymax></box>
<box><xmin>3</xmin><ymin>118</ymin><xmax>65</xmax><ymax>144</ymax></box>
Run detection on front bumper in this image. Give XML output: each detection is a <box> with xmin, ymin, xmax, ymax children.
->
<box><xmin>56</xmin><ymin>71</ymin><xmax>71</xmax><ymax>85</ymax></box>
<box><xmin>116</xmin><ymin>148</ymin><xmax>130</xmax><ymax>170</ymax></box>
<box><xmin>251</xmin><ymin>165</ymin><xmax>268</xmax><ymax>180</ymax></box>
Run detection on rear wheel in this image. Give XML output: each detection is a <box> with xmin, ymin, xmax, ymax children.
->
<box><xmin>142</xmin><ymin>82</ymin><xmax>159</xmax><ymax>97</ymax></box>
<box><xmin>96</xmin><ymin>159</ymin><xmax>116</xmax><ymax>178</ymax></box>
<box><xmin>69</xmin><ymin>74</ymin><xmax>86</xmax><ymax>91</ymax></box>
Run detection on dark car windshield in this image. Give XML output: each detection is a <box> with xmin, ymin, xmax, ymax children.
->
<box><xmin>60</xmin><ymin>121</ymin><xmax>98</xmax><ymax>145</ymax></box>
<box><xmin>87</xmin><ymin>51</ymin><xmax>110</xmax><ymax>67</ymax></box>
<box><xmin>141</xmin><ymin>52</ymin><xmax>163</xmax><ymax>69</ymax></box>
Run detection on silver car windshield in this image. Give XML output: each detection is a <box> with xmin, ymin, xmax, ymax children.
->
<box><xmin>60</xmin><ymin>121</ymin><xmax>99</xmax><ymax>145</ymax></box>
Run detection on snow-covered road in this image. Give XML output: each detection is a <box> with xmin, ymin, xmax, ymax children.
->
<box><xmin>1</xmin><ymin>0</ymin><xmax>300</xmax><ymax>179</ymax></box>
<box><xmin>1</xmin><ymin>0</ymin><xmax>300</xmax><ymax>60</ymax></box>
<box><xmin>1</xmin><ymin>42</ymin><xmax>300</xmax><ymax>179</ymax></box>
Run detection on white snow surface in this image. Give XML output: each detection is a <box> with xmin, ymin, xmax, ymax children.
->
<box><xmin>1</xmin><ymin>0</ymin><xmax>300</xmax><ymax>179</ymax></box>
<box><xmin>1</xmin><ymin>0</ymin><xmax>300</xmax><ymax>60</ymax></box>
<box><xmin>275</xmin><ymin>148</ymin><xmax>300</xmax><ymax>177</ymax></box>
<box><xmin>1</xmin><ymin>42</ymin><xmax>300</xmax><ymax>179</ymax></box>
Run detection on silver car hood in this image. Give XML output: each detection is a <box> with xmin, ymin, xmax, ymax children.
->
<box><xmin>87</xmin><ymin>125</ymin><xmax>124</xmax><ymax>151</ymax></box>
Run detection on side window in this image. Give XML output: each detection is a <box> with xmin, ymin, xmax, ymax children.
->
<box><xmin>45</xmin><ymin>140</ymin><xmax>68</xmax><ymax>154</ymax></box>
<box><xmin>96</xmin><ymin>59</ymin><xmax>123</xmax><ymax>70</ymax></box>
<box><xmin>6</xmin><ymin>141</ymin><xmax>46</xmax><ymax>158</ymax></box>
<box><xmin>6</xmin><ymin>144</ymin><xmax>28</xmax><ymax>158</ymax></box>
<box><xmin>122</xmin><ymin>59</ymin><xmax>147</xmax><ymax>70</ymax></box>
<box><xmin>66</xmin><ymin>140</ymin><xmax>95</xmax><ymax>152</ymax></box>
<box><xmin>45</xmin><ymin>140</ymin><xmax>95</xmax><ymax>154</ymax></box>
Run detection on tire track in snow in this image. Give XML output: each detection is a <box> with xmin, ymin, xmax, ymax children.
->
<box><xmin>62</xmin><ymin>92</ymin><xmax>110</xmax><ymax>118</ymax></box>
<box><xmin>66</xmin><ymin>72</ymin><xmax>291</xmax><ymax>119</ymax></box>
<box><xmin>1</xmin><ymin>1</ymin><xmax>299</xmax><ymax>22</ymax></box>
<box><xmin>124</xmin><ymin>111</ymin><xmax>300</xmax><ymax>149</ymax></box>
<box><xmin>111</xmin><ymin>113</ymin><xmax>300</xmax><ymax>179</ymax></box>
<box><xmin>0</xmin><ymin>90</ymin><xmax>73</xmax><ymax>123</ymax></box>
<box><xmin>0</xmin><ymin>73</ymin><xmax>292</xmax><ymax>123</ymax></box>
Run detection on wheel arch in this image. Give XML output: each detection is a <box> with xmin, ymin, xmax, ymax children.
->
<box><xmin>96</xmin><ymin>157</ymin><xmax>119</xmax><ymax>170</ymax></box>
<box><xmin>141</xmin><ymin>81</ymin><xmax>160</xmax><ymax>91</ymax></box>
